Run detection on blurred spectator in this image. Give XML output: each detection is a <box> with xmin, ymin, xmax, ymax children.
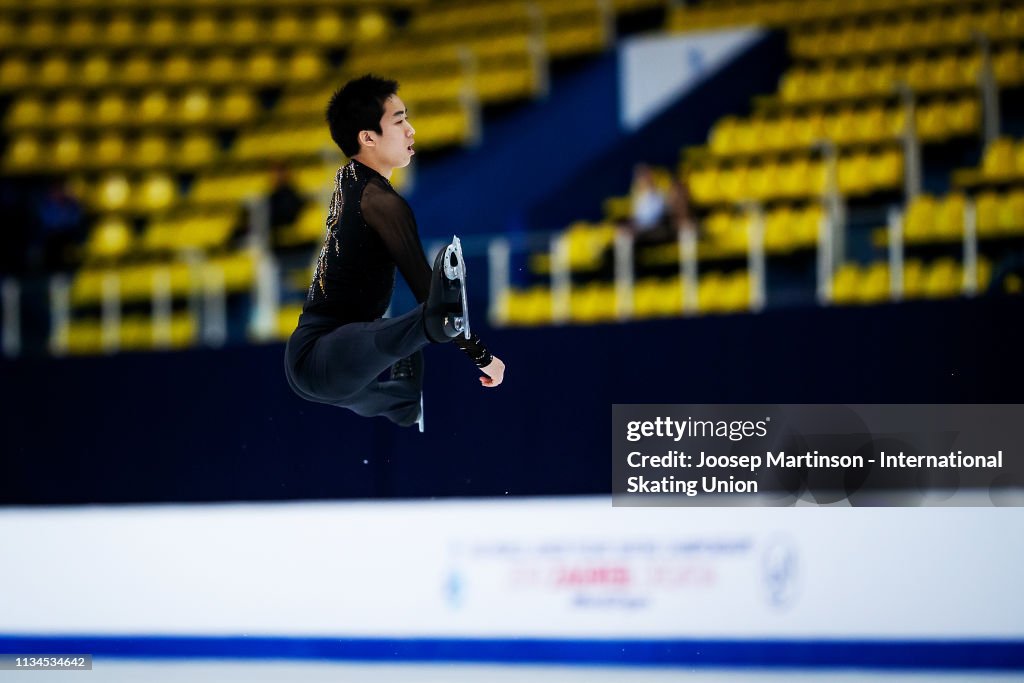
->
<box><xmin>268</xmin><ymin>163</ymin><xmax>304</xmax><ymax>249</ymax></box>
<box><xmin>35</xmin><ymin>181</ymin><xmax>84</xmax><ymax>273</ymax></box>
<box><xmin>626</xmin><ymin>163</ymin><xmax>670</xmax><ymax>244</ymax></box>
<box><xmin>667</xmin><ymin>174</ymin><xmax>699</xmax><ymax>240</ymax></box>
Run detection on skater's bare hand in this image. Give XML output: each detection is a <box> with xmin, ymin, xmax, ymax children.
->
<box><xmin>480</xmin><ymin>356</ymin><xmax>505</xmax><ymax>388</ymax></box>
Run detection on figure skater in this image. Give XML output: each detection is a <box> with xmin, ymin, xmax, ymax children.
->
<box><xmin>284</xmin><ymin>75</ymin><xmax>505</xmax><ymax>430</ymax></box>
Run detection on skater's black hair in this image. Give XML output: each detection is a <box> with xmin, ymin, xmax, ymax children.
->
<box><xmin>326</xmin><ymin>74</ymin><xmax>399</xmax><ymax>157</ymax></box>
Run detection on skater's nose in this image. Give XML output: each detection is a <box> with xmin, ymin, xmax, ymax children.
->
<box><xmin>405</xmin><ymin>120</ymin><xmax>415</xmax><ymax>136</ymax></box>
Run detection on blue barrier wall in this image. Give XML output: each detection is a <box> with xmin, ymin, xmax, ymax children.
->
<box><xmin>1</xmin><ymin>296</ymin><xmax>1021</xmax><ymax>505</ymax></box>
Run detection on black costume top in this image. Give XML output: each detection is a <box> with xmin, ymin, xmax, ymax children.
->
<box><xmin>305</xmin><ymin>158</ymin><xmax>492</xmax><ymax>368</ymax></box>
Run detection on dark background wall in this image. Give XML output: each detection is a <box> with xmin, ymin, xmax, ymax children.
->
<box><xmin>2</xmin><ymin>295</ymin><xmax>1020</xmax><ymax>506</ymax></box>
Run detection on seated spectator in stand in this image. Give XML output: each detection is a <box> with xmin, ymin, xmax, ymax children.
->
<box><xmin>268</xmin><ymin>163</ymin><xmax>304</xmax><ymax>249</ymax></box>
<box><xmin>625</xmin><ymin>163</ymin><xmax>671</xmax><ymax>244</ymax></box>
<box><xmin>667</xmin><ymin>174</ymin><xmax>699</xmax><ymax>241</ymax></box>
<box><xmin>36</xmin><ymin>181</ymin><xmax>84</xmax><ymax>273</ymax></box>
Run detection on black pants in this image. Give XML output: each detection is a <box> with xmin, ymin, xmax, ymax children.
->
<box><xmin>284</xmin><ymin>305</ymin><xmax>428</xmax><ymax>425</ymax></box>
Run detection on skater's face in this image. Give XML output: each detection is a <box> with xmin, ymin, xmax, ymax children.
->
<box><xmin>358</xmin><ymin>95</ymin><xmax>415</xmax><ymax>174</ymax></box>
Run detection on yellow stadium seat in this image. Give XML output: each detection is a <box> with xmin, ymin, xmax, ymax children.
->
<box><xmin>208</xmin><ymin>251</ymin><xmax>256</xmax><ymax>292</ymax></box>
<box><xmin>975</xmin><ymin>191</ymin><xmax>1000</xmax><ymax>236</ymax></box>
<box><xmin>6</xmin><ymin>97</ymin><xmax>45</xmax><ymax>128</ymax></box>
<box><xmin>245</xmin><ymin>50</ymin><xmax>280</xmax><ymax>84</ymax></box>
<box><xmin>719</xmin><ymin>166</ymin><xmax>750</xmax><ymax>203</ymax></box>
<box><xmin>227</xmin><ymin>13</ymin><xmax>262</xmax><ymax>45</ymax></box>
<box><xmin>749</xmin><ymin>161</ymin><xmax>781</xmax><ymax>201</ymax></box>
<box><xmin>220</xmin><ymin>89</ymin><xmax>257</xmax><ymax>123</ymax></box>
<box><xmin>855</xmin><ymin>105</ymin><xmax>888</xmax><ymax>144</ymax></box>
<box><xmin>838</xmin><ymin>152</ymin><xmax>872</xmax><ymax>196</ymax></box>
<box><xmin>94</xmin><ymin>92</ymin><xmax>128</xmax><ymax>126</ymax></box>
<box><xmin>276</xmin><ymin>304</ymin><xmax>303</xmax><ymax>340</ymax></box>
<box><xmin>698</xmin><ymin>272</ymin><xmax>726</xmax><ymax>313</ymax></box>
<box><xmin>993</xmin><ymin>48</ymin><xmax>1022</xmax><ymax>86</ymax></box>
<box><xmin>935</xmin><ymin>194</ymin><xmax>965</xmax><ymax>239</ymax></box>
<box><xmin>503</xmin><ymin>283</ymin><xmax>546</xmax><ymax>326</ymax></box>
<box><xmin>70</xmin><ymin>269</ymin><xmax>107</xmax><ymax>306</ymax></box>
<box><xmin>720</xmin><ymin>271</ymin><xmax>750</xmax><ymax>312</ymax></box>
<box><xmin>764</xmin><ymin>206</ymin><xmax>795</xmax><ymax>251</ymax></box>
<box><xmin>948</xmin><ymin>98</ymin><xmax>980</xmax><ymax>137</ymax></box>
<box><xmin>95</xmin><ymin>175</ymin><xmax>132</xmax><ymax>212</ymax></box>
<box><xmin>24</xmin><ymin>17</ymin><xmax>58</xmax><ymax>47</ymax></box>
<box><xmin>0</xmin><ymin>56</ymin><xmax>30</xmax><ymax>89</ymax></box>
<box><xmin>121</xmin><ymin>53</ymin><xmax>154</xmax><ymax>86</ymax></box>
<box><xmin>105</xmin><ymin>13</ymin><xmax>137</xmax><ymax>47</ymax></box>
<box><xmin>779</xmin><ymin>69</ymin><xmax>809</xmax><ymax>102</ymax></box>
<box><xmin>1002</xmin><ymin>190</ymin><xmax>1024</xmax><ymax>233</ymax></box>
<box><xmin>915</xmin><ymin>100</ymin><xmax>948</xmax><ymax>141</ymax></box>
<box><xmin>860</xmin><ymin>262</ymin><xmax>889</xmax><ymax>303</ymax></box>
<box><xmin>709</xmin><ymin>116</ymin><xmax>739</xmax><ymax>155</ymax></box>
<box><xmin>732</xmin><ymin>119</ymin><xmax>758</xmax><ymax>155</ymax></box>
<box><xmin>137</xmin><ymin>174</ymin><xmax>177</xmax><ymax>212</ymax></box>
<box><xmin>51</xmin><ymin>96</ymin><xmax>87</xmax><ymax>127</ymax></box>
<box><xmin>147</xmin><ymin>13</ymin><xmax>179</xmax><ymax>46</ymax></box>
<box><xmin>276</xmin><ymin>202</ymin><xmax>325</xmax><ymax>245</ymax></box>
<box><xmin>206</xmin><ymin>54</ymin><xmax>238</xmax><ymax>84</ymax></box>
<box><xmin>982</xmin><ymin>137</ymin><xmax>1016</xmax><ymax>180</ymax></box>
<box><xmin>794</xmin><ymin>205</ymin><xmax>822</xmax><ymax>246</ymax></box>
<box><xmin>633</xmin><ymin>277</ymin><xmax>683</xmax><ymax>318</ymax></box>
<box><xmin>163</xmin><ymin>54</ymin><xmax>194</xmax><ymax>85</ymax></box>
<box><xmin>356</xmin><ymin>10</ymin><xmax>391</xmax><ymax>43</ymax></box>
<box><xmin>924</xmin><ymin>258</ymin><xmax>960</xmax><ymax>298</ymax></box>
<box><xmin>137</xmin><ymin>91</ymin><xmax>171</xmax><ymax>124</ymax></box>
<box><xmin>289</xmin><ymin>50</ymin><xmax>325</xmax><ymax>81</ymax></box>
<box><xmin>5</xmin><ymin>135</ymin><xmax>42</xmax><ymax>170</ymax></box>
<box><xmin>177</xmin><ymin>88</ymin><xmax>210</xmax><ymax>123</ymax></box>
<box><xmin>832</xmin><ymin>263</ymin><xmax>861</xmax><ymax>304</ymax></box>
<box><xmin>65</xmin><ymin>320</ymin><xmax>103</xmax><ymax>355</ymax></box>
<box><xmin>53</xmin><ymin>134</ymin><xmax>84</xmax><ymax>169</ymax></box>
<box><xmin>903</xmin><ymin>260</ymin><xmax>925</xmax><ymax>299</ymax></box>
<box><xmin>904</xmin><ymin>195</ymin><xmax>936</xmax><ymax>242</ymax></box>
<box><xmin>178</xmin><ymin>133</ymin><xmax>218</xmax><ymax>168</ymax></box>
<box><xmin>92</xmin><ymin>134</ymin><xmax>128</xmax><ymax>168</ymax></box>
<box><xmin>132</xmin><ymin>135</ymin><xmax>171</xmax><ymax>168</ymax></box>
<box><xmin>569</xmin><ymin>282</ymin><xmax>617</xmax><ymax>323</ymax></box>
<box><xmin>768</xmin><ymin>116</ymin><xmax>797</xmax><ymax>152</ymax></box>
<box><xmin>931</xmin><ymin>54</ymin><xmax>963</xmax><ymax>91</ymax></box>
<box><xmin>64</xmin><ymin>14</ymin><xmax>98</xmax><ymax>46</ymax></box>
<box><xmin>0</xmin><ymin>17</ymin><xmax>13</xmax><ymax>46</ymax></box>
<box><xmin>270</xmin><ymin>14</ymin><xmax>304</xmax><ymax>44</ymax></box>
<box><xmin>39</xmin><ymin>55</ymin><xmax>72</xmax><ymax>87</ymax></box>
<box><xmin>80</xmin><ymin>54</ymin><xmax>113</xmax><ymax>87</ymax></box>
<box><xmin>186</xmin><ymin>13</ymin><xmax>219</xmax><ymax>46</ymax></box>
<box><xmin>84</xmin><ymin>216</ymin><xmax>133</xmax><ymax>262</ymax></box>
<box><xmin>312</xmin><ymin>10</ymin><xmax>346</xmax><ymax>44</ymax></box>
<box><xmin>870</xmin><ymin>149</ymin><xmax>903</xmax><ymax>190</ymax></box>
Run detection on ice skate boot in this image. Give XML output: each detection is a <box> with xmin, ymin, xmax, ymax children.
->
<box><xmin>390</xmin><ymin>351</ymin><xmax>424</xmax><ymax>432</ymax></box>
<box><xmin>424</xmin><ymin>235</ymin><xmax>471</xmax><ymax>342</ymax></box>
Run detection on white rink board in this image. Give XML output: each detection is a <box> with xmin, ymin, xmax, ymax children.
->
<box><xmin>0</xmin><ymin>497</ymin><xmax>1021</xmax><ymax>638</ymax></box>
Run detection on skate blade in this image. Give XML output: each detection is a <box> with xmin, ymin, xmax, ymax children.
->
<box><xmin>444</xmin><ymin>235</ymin><xmax>471</xmax><ymax>340</ymax></box>
<box><xmin>417</xmin><ymin>391</ymin><xmax>424</xmax><ymax>433</ymax></box>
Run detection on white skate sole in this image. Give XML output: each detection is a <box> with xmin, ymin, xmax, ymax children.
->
<box><xmin>443</xmin><ymin>235</ymin><xmax>471</xmax><ymax>340</ymax></box>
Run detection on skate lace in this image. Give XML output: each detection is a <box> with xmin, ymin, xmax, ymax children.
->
<box><xmin>391</xmin><ymin>356</ymin><xmax>416</xmax><ymax>381</ymax></box>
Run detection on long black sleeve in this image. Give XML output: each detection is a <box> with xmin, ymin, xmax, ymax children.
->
<box><xmin>361</xmin><ymin>179</ymin><xmax>493</xmax><ymax>368</ymax></box>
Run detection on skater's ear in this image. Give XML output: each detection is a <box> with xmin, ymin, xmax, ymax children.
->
<box><xmin>360</xmin><ymin>130</ymin><xmax>377</xmax><ymax>149</ymax></box>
